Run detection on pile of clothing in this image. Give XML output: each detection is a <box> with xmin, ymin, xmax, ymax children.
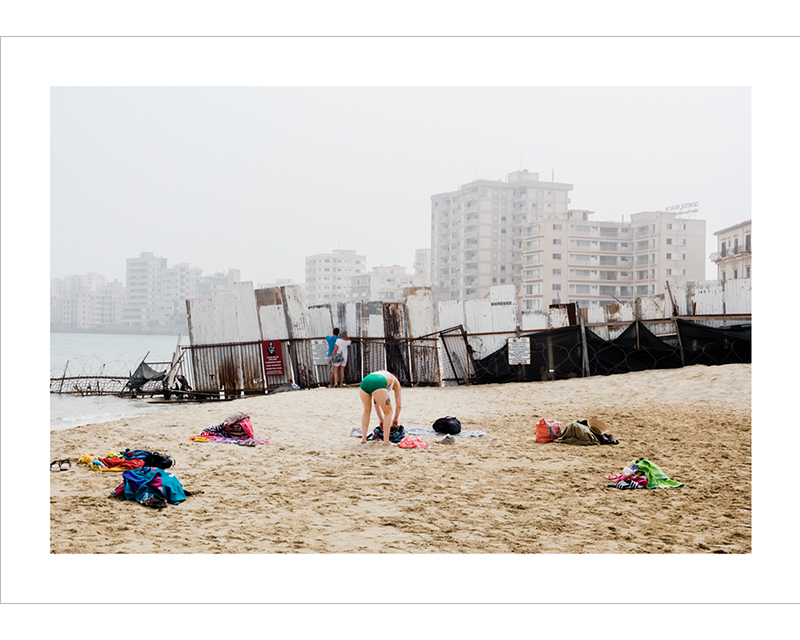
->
<box><xmin>605</xmin><ymin>458</ymin><xmax>684</xmax><ymax>490</ymax></box>
<box><xmin>190</xmin><ymin>412</ymin><xmax>270</xmax><ymax>445</ymax></box>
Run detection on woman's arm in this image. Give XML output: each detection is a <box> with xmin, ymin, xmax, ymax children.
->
<box><xmin>391</xmin><ymin>380</ymin><xmax>402</xmax><ymax>426</ymax></box>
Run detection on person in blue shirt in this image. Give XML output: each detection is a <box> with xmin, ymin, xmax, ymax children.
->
<box><xmin>326</xmin><ymin>328</ymin><xmax>340</xmax><ymax>388</ymax></box>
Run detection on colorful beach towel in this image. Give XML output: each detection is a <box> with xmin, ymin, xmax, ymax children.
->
<box><xmin>114</xmin><ymin>467</ymin><xmax>186</xmax><ymax>506</ymax></box>
<box><xmin>630</xmin><ymin>458</ymin><xmax>684</xmax><ymax>489</ymax></box>
<box><xmin>77</xmin><ymin>452</ymin><xmax>144</xmax><ymax>471</ymax></box>
<box><xmin>398</xmin><ymin>436</ymin><xmax>429</xmax><ymax>449</ymax></box>
<box><xmin>189</xmin><ymin>436</ymin><xmax>270</xmax><ymax>445</ymax></box>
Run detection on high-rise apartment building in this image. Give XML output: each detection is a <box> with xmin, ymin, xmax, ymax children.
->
<box><xmin>711</xmin><ymin>220</ymin><xmax>751</xmax><ymax>281</ymax></box>
<box><xmin>430</xmin><ymin>170</ymin><xmax>573</xmax><ymax>306</ymax></box>
<box><xmin>413</xmin><ymin>248</ymin><xmax>432</xmax><ymax>286</ymax></box>
<box><xmin>349</xmin><ymin>265</ymin><xmax>426</xmax><ymax>302</ymax></box>
<box><xmin>305</xmin><ymin>249</ymin><xmax>366</xmax><ymax>305</ymax></box>
<box><xmin>519</xmin><ymin>210</ymin><xmax>706</xmax><ymax>310</ymax></box>
<box><xmin>122</xmin><ymin>252</ymin><xmax>168</xmax><ymax>326</ymax></box>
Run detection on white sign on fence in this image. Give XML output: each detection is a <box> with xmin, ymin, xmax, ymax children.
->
<box><xmin>311</xmin><ymin>339</ymin><xmax>330</xmax><ymax>365</ymax></box>
<box><xmin>508</xmin><ymin>337</ymin><xmax>531</xmax><ymax>365</ymax></box>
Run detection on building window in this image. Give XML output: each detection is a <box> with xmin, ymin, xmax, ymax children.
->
<box><xmin>667</xmin><ymin>223</ymin><xmax>673</xmax><ymax>230</ymax></box>
<box><xmin>553</xmin><ymin>239</ymin><xmax>562</xmax><ymax>245</ymax></box>
<box><xmin>553</xmin><ymin>253</ymin><xmax>561</xmax><ymax>260</ymax></box>
<box><xmin>722</xmin><ymin>271</ymin><xmax>726</xmax><ymax>281</ymax></box>
<box><xmin>733</xmin><ymin>269</ymin><xmax>738</xmax><ymax>279</ymax></box>
<box><xmin>553</xmin><ymin>224</ymin><xmax>562</xmax><ymax>230</ymax></box>
<box><xmin>666</xmin><ymin>253</ymin><xmax>672</xmax><ymax>260</ymax></box>
<box><xmin>746</xmin><ymin>265</ymin><xmax>750</xmax><ymax>278</ymax></box>
<box><xmin>552</xmin><ymin>269</ymin><xmax>561</xmax><ymax>275</ymax></box>
<box><xmin>552</xmin><ymin>284</ymin><xmax>562</xmax><ymax>290</ymax></box>
<box><xmin>666</xmin><ymin>238</ymin><xmax>673</xmax><ymax>245</ymax></box>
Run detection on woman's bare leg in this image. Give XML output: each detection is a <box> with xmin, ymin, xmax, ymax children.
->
<box><xmin>371</xmin><ymin>389</ymin><xmax>392</xmax><ymax>444</ymax></box>
<box><xmin>359</xmin><ymin>389</ymin><xmax>373</xmax><ymax>443</ymax></box>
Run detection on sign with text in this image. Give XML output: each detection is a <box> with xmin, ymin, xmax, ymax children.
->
<box><xmin>665</xmin><ymin>201</ymin><xmax>699</xmax><ymax>215</ymax></box>
<box><xmin>311</xmin><ymin>339</ymin><xmax>330</xmax><ymax>366</ymax></box>
<box><xmin>261</xmin><ymin>340</ymin><xmax>285</xmax><ymax>377</ymax></box>
<box><xmin>507</xmin><ymin>337</ymin><xmax>531</xmax><ymax>365</ymax></box>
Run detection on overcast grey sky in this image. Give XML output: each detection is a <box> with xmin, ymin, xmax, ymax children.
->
<box><xmin>51</xmin><ymin>86</ymin><xmax>750</xmax><ymax>283</ymax></box>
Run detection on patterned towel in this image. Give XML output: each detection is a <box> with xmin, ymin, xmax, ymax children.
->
<box><xmin>189</xmin><ymin>436</ymin><xmax>270</xmax><ymax>445</ymax></box>
<box><xmin>406</xmin><ymin>427</ymin><xmax>486</xmax><ymax>438</ymax></box>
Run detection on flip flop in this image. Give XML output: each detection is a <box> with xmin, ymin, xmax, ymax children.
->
<box><xmin>59</xmin><ymin>459</ymin><xmax>71</xmax><ymax>471</ymax></box>
<box><xmin>50</xmin><ymin>460</ymin><xmax>61</xmax><ymax>472</ymax></box>
<box><xmin>237</xmin><ymin>440</ymin><xmax>256</xmax><ymax>447</ymax></box>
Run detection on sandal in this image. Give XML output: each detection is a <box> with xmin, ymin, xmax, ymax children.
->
<box><xmin>50</xmin><ymin>460</ymin><xmax>61</xmax><ymax>472</ymax></box>
<box><xmin>59</xmin><ymin>459</ymin><xmax>71</xmax><ymax>471</ymax></box>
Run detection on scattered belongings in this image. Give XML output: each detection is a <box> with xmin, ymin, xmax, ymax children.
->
<box><xmin>367</xmin><ymin>425</ymin><xmax>406</xmax><ymax>443</ymax></box>
<box><xmin>432</xmin><ymin>416</ymin><xmax>462</xmax><ymax>435</ymax></box>
<box><xmin>436</xmin><ymin>435</ymin><xmax>456</xmax><ymax>445</ymax></box>
<box><xmin>112</xmin><ymin>466</ymin><xmax>195</xmax><ymax>509</ymax></box>
<box><xmin>190</xmin><ymin>412</ymin><xmax>271</xmax><ymax>445</ymax></box>
<box><xmin>537</xmin><ymin>418</ymin><xmax>620</xmax><ymax>446</ymax></box>
<box><xmin>604</xmin><ymin>458</ymin><xmax>683</xmax><ymax>490</ymax></box>
<box><xmin>78</xmin><ymin>449</ymin><xmax>176</xmax><ymax>471</ymax></box>
<box><xmin>269</xmin><ymin>383</ymin><xmax>302</xmax><ymax>394</ymax></box>
<box><xmin>535</xmin><ymin>419</ymin><xmax>562</xmax><ymax>443</ymax></box>
<box><xmin>50</xmin><ymin>459</ymin><xmax>71</xmax><ymax>472</ymax></box>
<box><xmin>398</xmin><ymin>436</ymin><xmax>429</xmax><ymax>449</ymax></box>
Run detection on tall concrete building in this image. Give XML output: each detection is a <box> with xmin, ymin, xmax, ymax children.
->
<box><xmin>122</xmin><ymin>252</ymin><xmax>168</xmax><ymax>326</ymax></box>
<box><xmin>305</xmin><ymin>249</ymin><xmax>366</xmax><ymax>305</ymax></box>
<box><xmin>711</xmin><ymin>220</ymin><xmax>751</xmax><ymax>281</ymax></box>
<box><xmin>413</xmin><ymin>248</ymin><xmax>432</xmax><ymax>287</ymax></box>
<box><xmin>349</xmin><ymin>265</ymin><xmax>426</xmax><ymax>302</ymax></box>
<box><xmin>519</xmin><ymin>209</ymin><xmax>706</xmax><ymax>311</ymax></box>
<box><xmin>430</xmin><ymin>170</ymin><xmax>573</xmax><ymax>306</ymax></box>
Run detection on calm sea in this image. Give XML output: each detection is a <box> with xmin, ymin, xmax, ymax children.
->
<box><xmin>50</xmin><ymin>332</ymin><xmax>189</xmax><ymax>431</ymax></box>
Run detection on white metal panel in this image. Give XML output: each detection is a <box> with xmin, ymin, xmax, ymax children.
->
<box><xmin>233</xmin><ymin>281</ymin><xmax>261</xmax><ymax>342</ymax></box>
<box><xmin>259</xmin><ymin>305</ymin><xmax>289</xmax><ymax>340</ymax></box>
<box><xmin>438</xmin><ymin>300</ymin><xmax>464</xmax><ymax>331</ymax></box>
<box><xmin>367</xmin><ymin>313</ymin><xmax>384</xmax><ymax>337</ymax></box>
<box><xmin>490</xmin><ymin>284</ymin><xmax>518</xmax><ymax>334</ymax></box>
<box><xmin>724</xmin><ymin>278</ymin><xmax>751</xmax><ymax>314</ymax></box>
<box><xmin>671</xmin><ymin>283</ymin><xmax>693</xmax><ymax>316</ymax></box>
<box><xmin>637</xmin><ymin>294</ymin><xmax>667</xmax><ymax>320</ymax></box>
<box><xmin>521</xmin><ymin>310</ymin><xmax>548</xmax><ymax>331</ymax></box>
<box><xmin>405</xmin><ymin>287</ymin><xmax>437</xmax><ymax>337</ymax></box>
<box><xmin>281</xmin><ymin>285</ymin><xmax>310</xmax><ymax>338</ymax></box>
<box><xmin>306</xmin><ymin>304</ymin><xmax>333</xmax><ymax>339</ymax></box>
<box><xmin>464</xmin><ymin>298</ymin><xmax>494</xmax><ymax>358</ymax></box>
<box><xmin>186</xmin><ymin>298</ymin><xmax>215</xmax><ymax>346</ymax></box>
<box><xmin>692</xmin><ymin>280</ymin><xmax>725</xmax><ymax>315</ymax></box>
<box><xmin>548</xmin><ymin>306</ymin><xmax>570</xmax><ymax>328</ymax></box>
<box><xmin>213</xmin><ymin>293</ymin><xmax>238</xmax><ymax>343</ymax></box>
<box><xmin>586</xmin><ymin>306</ymin><xmax>608</xmax><ymax>340</ymax></box>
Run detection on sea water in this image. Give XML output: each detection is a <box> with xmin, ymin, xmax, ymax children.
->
<box><xmin>50</xmin><ymin>332</ymin><xmax>189</xmax><ymax>431</ymax></box>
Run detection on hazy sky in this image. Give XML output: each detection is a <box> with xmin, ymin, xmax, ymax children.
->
<box><xmin>51</xmin><ymin>86</ymin><xmax>750</xmax><ymax>283</ymax></box>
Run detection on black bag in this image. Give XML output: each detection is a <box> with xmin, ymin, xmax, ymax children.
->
<box><xmin>432</xmin><ymin>416</ymin><xmax>462</xmax><ymax>435</ymax></box>
<box><xmin>143</xmin><ymin>452</ymin><xmax>174</xmax><ymax>469</ymax></box>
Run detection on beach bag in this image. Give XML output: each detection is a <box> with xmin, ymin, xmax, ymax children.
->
<box><xmin>432</xmin><ymin>416</ymin><xmax>462</xmax><ymax>435</ymax></box>
<box><xmin>332</xmin><ymin>352</ymin><xmax>344</xmax><ymax>363</ymax></box>
<box><xmin>535</xmin><ymin>418</ymin><xmax>562</xmax><ymax>443</ymax></box>
<box><xmin>143</xmin><ymin>452</ymin><xmax>175</xmax><ymax>469</ymax></box>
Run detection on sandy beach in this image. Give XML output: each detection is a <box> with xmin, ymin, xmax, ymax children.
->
<box><xmin>49</xmin><ymin>363</ymin><xmax>751</xmax><ymax>554</ymax></box>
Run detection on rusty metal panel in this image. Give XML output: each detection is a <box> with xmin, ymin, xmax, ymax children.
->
<box><xmin>549</xmin><ymin>305</ymin><xmax>570</xmax><ymax>329</ymax></box>
<box><xmin>257</xmin><ymin>305</ymin><xmax>292</xmax><ymax>388</ymax></box>
<box><xmin>281</xmin><ymin>284</ymin><xmax>315</xmax><ymax>388</ymax></box>
<box><xmin>606</xmin><ymin>302</ymin><xmax>635</xmax><ymax>323</ymax></box>
<box><xmin>383</xmin><ymin>302</ymin><xmax>411</xmax><ymax>385</ymax></box>
<box><xmin>724</xmin><ymin>278</ymin><xmax>751</xmax><ymax>314</ymax></box>
<box><xmin>636</xmin><ymin>294</ymin><xmax>667</xmax><ymax>320</ymax></box>
<box><xmin>186</xmin><ymin>298</ymin><xmax>216</xmax><ymax>345</ymax></box>
<box><xmin>233</xmin><ymin>281</ymin><xmax>261</xmax><ymax>342</ymax></box>
<box><xmin>521</xmin><ymin>310</ymin><xmax>548</xmax><ymax>332</ymax></box>
<box><xmin>255</xmin><ymin>286</ymin><xmax>283</xmax><ymax>307</ymax></box>
<box><xmin>362</xmin><ymin>301</ymin><xmax>386</xmax><ymax>374</ymax></box>
<box><xmin>306</xmin><ymin>304</ymin><xmax>334</xmax><ymax>385</ymax></box>
<box><xmin>405</xmin><ymin>287</ymin><xmax>441</xmax><ymax>386</ymax></box>
<box><xmin>692</xmin><ymin>280</ymin><xmax>725</xmax><ymax>315</ymax></box>
<box><xmin>464</xmin><ymin>298</ymin><xmax>494</xmax><ymax>359</ymax></box>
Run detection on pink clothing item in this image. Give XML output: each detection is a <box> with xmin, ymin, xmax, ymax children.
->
<box><xmin>398</xmin><ymin>436</ymin><xmax>429</xmax><ymax>449</ymax></box>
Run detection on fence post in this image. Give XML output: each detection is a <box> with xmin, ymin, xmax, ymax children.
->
<box><xmin>579</xmin><ymin>311</ymin><xmax>591</xmax><ymax>377</ymax></box>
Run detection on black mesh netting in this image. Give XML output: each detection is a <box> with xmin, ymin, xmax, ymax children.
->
<box><xmin>473</xmin><ymin>319</ymin><xmax>750</xmax><ymax>384</ymax></box>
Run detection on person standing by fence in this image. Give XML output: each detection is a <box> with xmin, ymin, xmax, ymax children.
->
<box><xmin>330</xmin><ymin>330</ymin><xmax>352</xmax><ymax>388</ymax></box>
<box><xmin>358</xmin><ymin>369</ymin><xmax>402</xmax><ymax>444</ymax></box>
<box><xmin>326</xmin><ymin>328</ymin><xmax>340</xmax><ymax>388</ymax></box>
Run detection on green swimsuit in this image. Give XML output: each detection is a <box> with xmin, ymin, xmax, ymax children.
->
<box><xmin>359</xmin><ymin>372</ymin><xmax>394</xmax><ymax>395</ymax></box>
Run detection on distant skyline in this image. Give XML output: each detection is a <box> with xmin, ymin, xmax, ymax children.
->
<box><xmin>51</xmin><ymin>87</ymin><xmax>750</xmax><ymax>285</ymax></box>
